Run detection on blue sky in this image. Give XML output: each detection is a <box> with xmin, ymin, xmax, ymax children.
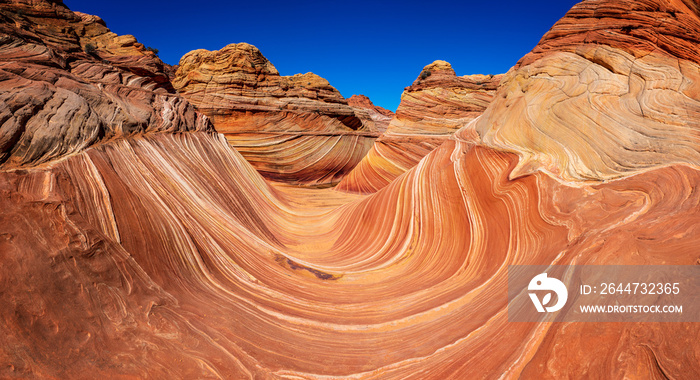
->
<box><xmin>64</xmin><ymin>0</ymin><xmax>579</xmax><ymax>111</ymax></box>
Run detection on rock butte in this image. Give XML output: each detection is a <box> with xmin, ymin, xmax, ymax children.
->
<box><xmin>0</xmin><ymin>0</ymin><xmax>699</xmax><ymax>379</ymax></box>
<box><xmin>336</xmin><ymin>60</ymin><xmax>503</xmax><ymax>193</ymax></box>
<box><xmin>346</xmin><ymin>94</ymin><xmax>394</xmax><ymax>134</ymax></box>
<box><xmin>173</xmin><ymin>43</ymin><xmax>380</xmax><ymax>186</ymax></box>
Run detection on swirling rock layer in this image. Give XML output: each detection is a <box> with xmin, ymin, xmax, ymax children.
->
<box><xmin>173</xmin><ymin>43</ymin><xmax>379</xmax><ymax>186</ymax></box>
<box><xmin>337</xmin><ymin>61</ymin><xmax>502</xmax><ymax>193</ymax></box>
<box><xmin>475</xmin><ymin>0</ymin><xmax>700</xmax><ymax>182</ymax></box>
<box><xmin>0</xmin><ymin>0</ymin><xmax>211</xmax><ymax>169</ymax></box>
<box><xmin>1</xmin><ymin>130</ymin><xmax>698</xmax><ymax>378</ymax></box>
<box><xmin>1</xmin><ymin>0</ymin><xmax>699</xmax><ymax>378</ymax></box>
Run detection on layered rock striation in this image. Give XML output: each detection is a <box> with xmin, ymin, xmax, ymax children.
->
<box><xmin>3</xmin><ymin>120</ymin><xmax>698</xmax><ymax>379</ymax></box>
<box><xmin>337</xmin><ymin>60</ymin><xmax>502</xmax><ymax>193</ymax></box>
<box><xmin>173</xmin><ymin>43</ymin><xmax>379</xmax><ymax>186</ymax></box>
<box><xmin>0</xmin><ymin>0</ymin><xmax>211</xmax><ymax>169</ymax></box>
<box><xmin>1</xmin><ymin>0</ymin><xmax>699</xmax><ymax>378</ymax></box>
<box><xmin>475</xmin><ymin>0</ymin><xmax>700</xmax><ymax>182</ymax></box>
<box><xmin>346</xmin><ymin>94</ymin><xmax>394</xmax><ymax>134</ymax></box>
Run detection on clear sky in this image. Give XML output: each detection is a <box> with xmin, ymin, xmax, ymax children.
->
<box><xmin>63</xmin><ymin>0</ymin><xmax>579</xmax><ymax>111</ymax></box>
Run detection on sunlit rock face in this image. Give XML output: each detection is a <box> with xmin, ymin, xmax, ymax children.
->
<box><xmin>0</xmin><ymin>0</ymin><xmax>211</xmax><ymax>170</ymax></box>
<box><xmin>173</xmin><ymin>43</ymin><xmax>379</xmax><ymax>186</ymax></box>
<box><xmin>336</xmin><ymin>60</ymin><xmax>502</xmax><ymax>193</ymax></box>
<box><xmin>475</xmin><ymin>0</ymin><xmax>700</xmax><ymax>182</ymax></box>
<box><xmin>1</xmin><ymin>0</ymin><xmax>700</xmax><ymax>378</ymax></box>
<box><xmin>347</xmin><ymin>94</ymin><xmax>394</xmax><ymax>134</ymax></box>
<box><xmin>3</xmin><ymin>131</ymin><xmax>699</xmax><ymax>379</ymax></box>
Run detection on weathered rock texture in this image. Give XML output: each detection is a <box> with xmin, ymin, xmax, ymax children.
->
<box><xmin>173</xmin><ymin>43</ymin><xmax>379</xmax><ymax>186</ymax></box>
<box><xmin>346</xmin><ymin>94</ymin><xmax>394</xmax><ymax>133</ymax></box>
<box><xmin>336</xmin><ymin>60</ymin><xmax>502</xmax><ymax>193</ymax></box>
<box><xmin>475</xmin><ymin>0</ymin><xmax>700</xmax><ymax>182</ymax></box>
<box><xmin>0</xmin><ymin>0</ymin><xmax>211</xmax><ymax>169</ymax></box>
<box><xmin>3</xmin><ymin>127</ymin><xmax>699</xmax><ymax>379</ymax></box>
<box><xmin>1</xmin><ymin>0</ymin><xmax>700</xmax><ymax>378</ymax></box>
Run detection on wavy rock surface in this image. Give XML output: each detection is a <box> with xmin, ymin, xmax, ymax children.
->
<box><xmin>475</xmin><ymin>0</ymin><xmax>700</xmax><ymax>182</ymax></box>
<box><xmin>2</xmin><ymin>129</ymin><xmax>698</xmax><ymax>378</ymax></box>
<box><xmin>347</xmin><ymin>94</ymin><xmax>394</xmax><ymax>134</ymax></box>
<box><xmin>1</xmin><ymin>0</ymin><xmax>700</xmax><ymax>378</ymax></box>
<box><xmin>337</xmin><ymin>61</ymin><xmax>502</xmax><ymax>193</ymax></box>
<box><xmin>0</xmin><ymin>0</ymin><xmax>211</xmax><ymax>169</ymax></box>
<box><xmin>173</xmin><ymin>43</ymin><xmax>378</xmax><ymax>186</ymax></box>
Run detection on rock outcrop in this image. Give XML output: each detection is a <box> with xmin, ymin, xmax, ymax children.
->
<box><xmin>475</xmin><ymin>0</ymin><xmax>700</xmax><ymax>182</ymax></box>
<box><xmin>337</xmin><ymin>61</ymin><xmax>502</xmax><ymax>193</ymax></box>
<box><xmin>346</xmin><ymin>94</ymin><xmax>394</xmax><ymax>133</ymax></box>
<box><xmin>0</xmin><ymin>0</ymin><xmax>211</xmax><ymax>169</ymax></box>
<box><xmin>173</xmin><ymin>43</ymin><xmax>379</xmax><ymax>186</ymax></box>
<box><xmin>1</xmin><ymin>0</ymin><xmax>700</xmax><ymax>378</ymax></box>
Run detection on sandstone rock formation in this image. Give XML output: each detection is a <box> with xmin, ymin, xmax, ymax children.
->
<box><xmin>346</xmin><ymin>94</ymin><xmax>394</xmax><ymax>133</ymax></box>
<box><xmin>475</xmin><ymin>0</ymin><xmax>700</xmax><ymax>182</ymax></box>
<box><xmin>336</xmin><ymin>60</ymin><xmax>502</xmax><ymax>193</ymax></box>
<box><xmin>3</xmin><ymin>125</ymin><xmax>698</xmax><ymax>379</ymax></box>
<box><xmin>1</xmin><ymin>0</ymin><xmax>700</xmax><ymax>378</ymax></box>
<box><xmin>173</xmin><ymin>43</ymin><xmax>379</xmax><ymax>186</ymax></box>
<box><xmin>0</xmin><ymin>1</ymin><xmax>211</xmax><ymax>169</ymax></box>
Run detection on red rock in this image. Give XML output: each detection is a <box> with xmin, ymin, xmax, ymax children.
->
<box><xmin>347</xmin><ymin>94</ymin><xmax>394</xmax><ymax>133</ymax></box>
<box><xmin>337</xmin><ymin>61</ymin><xmax>502</xmax><ymax>193</ymax></box>
<box><xmin>3</xmin><ymin>129</ymin><xmax>698</xmax><ymax>378</ymax></box>
<box><xmin>1</xmin><ymin>0</ymin><xmax>699</xmax><ymax>378</ymax></box>
<box><xmin>173</xmin><ymin>43</ymin><xmax>379</xmax><ymax>186</ymax></box>
<box><xmin>518</xmin><ymin>0</ymin><xmax>700</xmax><ymax>68</ymax></box>
<box><xmin>0</xmin><ymin>0</ymin><xmax>212</xmax><ymax>170</ymax></box>
<box><xmin>475</xmin><ymin>0</ymin><xmax>700</xmax><ymax>182</ymax></box>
